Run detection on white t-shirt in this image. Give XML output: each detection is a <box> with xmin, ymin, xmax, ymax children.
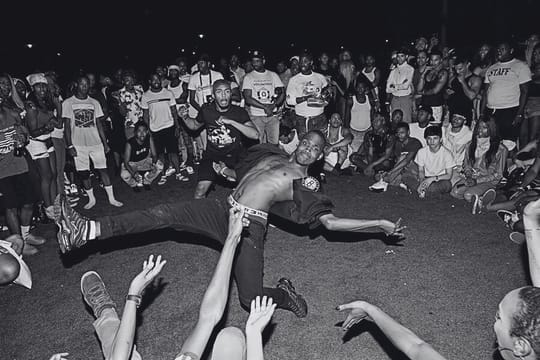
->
<box><xmin>442</xmin><ymin>125</ymin><xmax>473</xmax><ymax>167</ymax></box>
<box><xmin>242</xmin><ymin>70</ymin><xmax>284</xmax><ymax>116</ymax></box>
<box><xmin>62</xmin><ymin>95</ymin><xmax>104</xmax><ymax>147</ymax></box>
<box><xmin>286</xmin><ymin>71</ymin><xmax>328</xmax><ymax>117</ymax></box>
<box><xmin>415</xmin><ymin>145</ymin><xmax>455</xmax><ymax>177</ymax></box>
<box><xmin>187</xmin><ymin>70</ymin><xmax>224</xmax><ymax>117</ymax></box>
<box><xmin>485</xmin><ymin>58</ymin><xmax>532</xmax><ymax>109</ymax></box>
<box><xmin>408</xmin><ymin>123</ymin><xmax>428</xmax><ymax>148</ymax></box>
<box><xmin>350</xmin><ymin>96</ymin><xmax>371</xmax><ymax>131</ymax></box>
<box><xmin>141</xmin><ymin>88</ymin><xmax>177</xmax><ymax>132</ymax></box>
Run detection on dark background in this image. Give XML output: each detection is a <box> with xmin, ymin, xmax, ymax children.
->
<box><xmin>1</xmin><ymin>0</ymin><xmax>538</xmax><ymax>77</ymax></box>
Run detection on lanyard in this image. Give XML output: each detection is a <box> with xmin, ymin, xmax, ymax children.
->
<box><xmin>199</xmin><ymin>71</ymin><xmax>212</xmax><ymax>87</ymax></box>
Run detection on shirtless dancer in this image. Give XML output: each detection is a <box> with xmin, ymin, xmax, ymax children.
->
<box><xmin>55</xmin><ymin>131</ymin><xmax>405</xmax><ymax>318</ymax></box>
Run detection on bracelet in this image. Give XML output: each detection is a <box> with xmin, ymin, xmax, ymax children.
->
<box><xmin>126</xmin><ymin>294</ymin><xmax>142</xmax><ymax>308</ymax></box>
<box><xmin>68</xmin><ymin>145</ymin><xmax>74</xmax><ymax>149</ymax></box>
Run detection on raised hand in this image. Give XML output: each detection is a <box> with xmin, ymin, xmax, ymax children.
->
<box><xmin>336</xmin><ymin>301</ymin><xmax>371</xmax><ymax>331</ymax></box>
<box><xmin>128</xmin><ymin>255</ymin><xmax>167</xmax><ymax>296</ymax></box>
<box><xmin>49</xmin><ymin>353</ymin><xmax>69</xmax><ymax>360</ymax></box>
<box><xmin>245</xmin><ymin>296</ymin><xmax>277</xmax><ymax>334</ymax></box>
<box><xmin>379</xmin><ymin>218</ymin><xmax>406</xmax><ymax>239</ymax></box>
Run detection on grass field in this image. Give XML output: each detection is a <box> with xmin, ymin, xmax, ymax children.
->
<box><xmin>0</xmin><ymin>174</ymin><xmax>526</xmax><ymax>360</ymax></box>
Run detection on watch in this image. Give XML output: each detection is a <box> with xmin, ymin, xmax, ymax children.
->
<box><xmin>126</xmin><ymin>294</ymin><xmax>142</xmax><ymax>308</ymax></box>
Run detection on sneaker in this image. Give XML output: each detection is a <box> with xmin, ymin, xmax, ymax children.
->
<box><xmin>496</xmin><ymin>210</ymin><xmax>518</xmax><ymax>230</ymax></box>
<box><xmin>54</xmin><ymin>194</ymin><xmax>92</xmax><ymax>253</ymax></box>
<box><xmin>509</xmin><ymin>231</ymin><xmax>526</xmax><ymax>245</ymax></box>
<box><xmin>70</xmin><ymin>184</ymin><xmax>78</xmax><ymax>195</ymax></box>
<box><xmin>25</xmin><ymin>233</ymin><xmax>46</xmax><ymax>246</ymax></box>
<box><xmin>176</xmin><ymin>173</ymin><xmax>189</xmax><ymax>182</ymax></box>
<box><xmin>471</xmin><ymin>194</ymin><xmax>481</xmax><ymax>215</ymax></box>
<box><xmin>22</xmin><ymin>243</ymin><xmax>39</xmax><ymax>256</ymax></box>
<box><xmin>475</xmin><ymin>188</ymin><xmax>496</xmax><ymax>214</ymax></box>
<box><xmin>165</xmin><ymin>167</ymin><xmax>176</xmax><ymax>177</ymax></box>
<box><xmin>80</xmin><ymin>271</ymin><xmax>117</xmax><ymax>318</ymax></box>
<box><xmin>185</xmin><ymin>166</ymin><xmax>194</xmax><ymax>175</ymax></box>
<box><xmin>276</xmin><ymin>277</ymin><xmax>308</xmax><ymax>318</ymax></box>
<box><xmin>157</xmin><ymin>176</ymin><xmax>167</xmax><ymax>186</ymax></box>
<box><xmin>369</xmin><ymin>179</ymin><xmax>388</xmax><ymax>193</ymax></box>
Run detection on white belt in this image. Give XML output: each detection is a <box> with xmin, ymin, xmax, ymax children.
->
<box><xmin>227</xmin><ymin>195</ymin><xmax>268</xmax><ymax>220</ymax></box>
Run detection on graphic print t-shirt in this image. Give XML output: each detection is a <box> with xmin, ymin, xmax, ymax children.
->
<box><xmin>286</xmin><ymin>72</ymin><xmax>328</xmax><ymax>117</ymax></box>
<box><xmin>242</xmin><ymin>70</ymin><xmax>284</xmax><ymax>116</ymax></box>
<box><xmin>62</xmin><ymin>96</ymin><xmax>104</xmax><ymax>147</ymax></box>
<box><xmin>196</xmin><ymin>103</ymin><xmax>250</xmax><ymax>157</ymax></box>
<box><xmin>141</xmin><ymin>88</ymin><xmax>176</xmax><ymax>132</ymax></box>
<box><xmin>485</xmin><ymin>58</ymin><xmax>532</xmax><ymax>109</ymax></box>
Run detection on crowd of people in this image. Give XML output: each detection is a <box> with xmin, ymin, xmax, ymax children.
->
<box><xmin>2</xmin><ymin>32</ymin><xmax>540</xmax><ymax>359</ymax></box>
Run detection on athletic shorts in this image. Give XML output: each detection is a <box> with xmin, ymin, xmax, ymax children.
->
<box><xmin>74</xmin><ymin>144</ymin><xmax>107</xmax><ymax>171</ymax></box>
<box><xmin>197</xmin><ymin>150</ymin><xmax>243</xmax><ymax>182</ymax></box>
<box><xmin>0</xmin><ymin>172</ymin><xmax>36</xmax><ymax>209</ymax></box>
<box><xmin>26</xmin><ymin>135</ymin><xmax>54</xmax><ymax>160</ymax></box>
<box><xmin>151</xmin><ymin>126</ymin><xmax>177</xmax><ymax>155</ymax></box>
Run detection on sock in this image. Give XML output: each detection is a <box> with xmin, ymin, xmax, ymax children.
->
<box><xmin>105</xmin><ymin>186</ymin><xmax>123</xmax><ymax>207</ymax></box>
<box><xmin>88</xmin><ymin>220</ymin><xmax>97</xmax><ymax>240</ymax></box>
<box><xmin>84</xmin><ymin>188</ymin><xmax>96</xmax><ymax>210</ymax></box>
<box><xmin>21</xmin><ymin>226</ymin><xmax>30</xmax><ymax>240</ymax></box>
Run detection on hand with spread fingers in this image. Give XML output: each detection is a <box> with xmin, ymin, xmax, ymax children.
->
<box><xmin>128</xmin><ymin>255</ymin><xmax>167</xmax><ymax>296</ymax></box>
<box><xmin>246</xmin><ymin>295</ymin><xmax>277</xmax><ymax>334</ymax></box>
<box><xmin>336</xmin><ymin>301</ymin><xmax>372</xmax><ymax>331</ymax></box>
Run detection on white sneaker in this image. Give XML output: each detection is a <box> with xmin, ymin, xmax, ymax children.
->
<box><xmin>369</xmin><ymin>179</ymin><xmax>388</xmax><ymax>193</ymax></box>
<box><xmin>176</xmin><ymin>173</ymin><xmax>189</xmax><ymax>182</ymax></box>
<box><xmin>185</xmin><ymin>166</ymin><xmax>194</xmax><ymax>175</ymax></box>
<box><xmin>157</xmin><ymin>176</ymin><xmax>167</xmax><ymax>186</ymax></box>
<box><xmin>165</xmin><ymin>167</ymin><xmax>176</xmax><ymax>177</ymax></box>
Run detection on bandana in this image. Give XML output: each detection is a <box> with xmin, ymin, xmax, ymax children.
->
<box><xmin>26</xmin><ymin>73</ymin><xmax>48</xmax><ymax>87</ymax></box>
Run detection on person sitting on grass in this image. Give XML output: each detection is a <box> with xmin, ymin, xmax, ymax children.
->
<box><xmin>442</xmin><ymin>110</ymin><xmax>473</xmax><ymax>184</ymax></box>
<box><xmin>390</xmin><ymin>109</ymin><xmax>403</xmax><ymax>133</ymax></box>
<box><xmin>335</xmin><ymin>197</ymin><xmax>540</xmax><ymax>360</ymax></box>
<box><xmin>450</xmin><ymin>117</ymin><xmax>507</xmax><ymax>214</ymax></box>
<box><xmin>408</xmin><ymin>106</ymin><xmax>432</xmax><ymax>148</ymax></box>
<box><xmin>120</xmin><ymin>122</ymin><xmax>164</xmax><ymax>192</ymax></box>
<box><xmin>50</xmin><ymin>208</ymin><xmax>276</xmax><ymax>360</ymax></box>
<box><xmin>375</xmin><ymin>122</ymin><xmax>422</xmax><ymax>187</ymax></box>
<box><xmin>323</xmin><ymin>113</ymin><xmax>353</xmax><ymax>175</ymax></box>
<box><xmin>402</xmin><ymin>126</ymin><xmax>455</xmax><ymax>198</ymax></box>
<box><xmin>349</xmin><ymin>112</ymin><xmax>395</xmax><ymax>177</ymax></box>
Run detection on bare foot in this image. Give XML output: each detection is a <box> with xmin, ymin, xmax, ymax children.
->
<box><xmin>109</xmin><ymin>199</ymin><xmax>123</xmax><ymax>207</ymax></box>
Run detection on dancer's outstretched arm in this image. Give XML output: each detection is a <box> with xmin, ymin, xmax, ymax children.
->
<box><xmin>523</xmin><ymin>198</ymin><xmax>540</xmax><ymax>286</ymax></box>
<box><xmin>319</xmin><ymin>214</ymin><xmax>406</xmax><ymax>238</ymax></box>
<box><xmin>177</xmin><ymin>208</ymin><xmax>247</xmax><ymax>358</ymax></box>
<box><xmin>337</xmin><ymin>301</ymin><xmax>446</xmax><ymax>360</ymax></box>
<box><xmin>111</xmin><ymin>255</ymin><xmax>167</xmax><ymax>360</ymax></box>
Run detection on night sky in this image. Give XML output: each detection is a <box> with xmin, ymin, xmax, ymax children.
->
<box><xmin>1</xmin><ymin>0</ymin><xmax>538</xmax><ymax>76</ymax></box>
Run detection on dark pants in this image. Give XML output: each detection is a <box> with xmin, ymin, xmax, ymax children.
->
<box><xmin>98</xmin><ymin>197</ymin><xmax>287</xmax><ymax>309</ymax></box>
<box><xmin>294</xmin><ymin>113</ymin><xmax>327</xmax><ymax>138</ymax></box>
<box><xmin>486</xmin><ymin>106</ymin><xmax>519</xmax><ymax>141</ymax></box>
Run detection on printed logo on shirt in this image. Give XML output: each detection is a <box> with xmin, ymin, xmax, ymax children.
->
<box><xmin>207</xmin><ymin>125</ymin><xmax>236</xmax><ymax>148</ymax></box>
<box><xmin>302</xmin><ymin>176</ymin><xmax>321</xmax><ymax>192</ymax></box>
<box><xmin>72</xmin><ymin>104</ymin><xmax>96</xmax><ymax>128</ymax></box>
<box><xmin>487</xmin><ymin>67</ymin><xmax>511</xmax><ymax>77</ymax></box>
<box><xmin>302</xmin><ymin>81</ymin><xmax>321</xmax><ymax>97</ymax></box>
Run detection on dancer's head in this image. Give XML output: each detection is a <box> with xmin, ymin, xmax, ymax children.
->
<box><xmin>294</xmin><ymin>130</ymin><xmax>325</xmax><ymax>166</ymax></box>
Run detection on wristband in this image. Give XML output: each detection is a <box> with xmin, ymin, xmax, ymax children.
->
<box><xmin>126</xmin><ymin>294</ymin><xmax>142</xmax><ymax>307</ymax></box>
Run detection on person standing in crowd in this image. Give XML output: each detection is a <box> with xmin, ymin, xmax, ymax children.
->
<box><xmin>472</xmin><ymin>44</ymin><xmax>496</xmax><ymax>78</ymax></box>
<box><xmin>121</xmin><ymin>122</ymin><xmax>163</xmax><ymax>192</ymax></box>
<box><xmin>24</xmin><ymin>74</ymin><xmax>60</xmax><ymax>220</ymax></box>
<box><xmin>117</xmin><ymin>71</ymin><xmax>144</xmax><ymax>140</ymax></box>
<box><xmin>413</xmin><ymin>50</ymin><xmax>429</xmax><ymax>110</ymax></box>
<box><xmin>361</xmin><ymin>54</ymin><xmax>381</xmax><ymax>97</ymax></box>
<box><xmin>141</xmin><ymin>73</ymin><xmax>185</xmax><ymax>183</ymax></box>
<box><xmin>333</xmin><ymin>60</ymin><xmax>357</xmax><ymax>128</ymax></box>
<box><xmin>446</xmin><ymin>56</ymin><xmax>482</xmax><ymax>127</ymax></box>
<box><xmin>242</xmin><ymin>50</ymin><xmax>285</xmax><ymax>145</ymax></box>
<box><xmin>418</xmin><ymin>50</ymin><xmax>448</xmax><ymax>124</ymax></box>
<box><xmin>386</xmin><ymin>48</ymin><xmax>415</xmax><ymax>123</ymax></box>
<box><xmin>182</xmin><ymin>79</ymin><xmax>258</xmax><ymax>198</ymax></box>
<box><xmin>451</xmin><ymin>117</ymin><xmax>507</xmax><ymax>214</ymax></box>
<box><xmin>317</xmin><ymin>52</ymin><xmax>335</xmax><ymax>78</ymax></box>
<box><xmin>229</xmin><ymin>54</ymin><xmax>246</xmax><ymax>86</ymax></box>
<box><xmin>349</xmin><ymin>80</ymin><xmax>375</xmax><ymax>152</ymax></box>
<box><xmin>286</xmin><ymin>53</ymin><xmax>329</xmax><ymax>137</ymax></box>
<box><xmin>522</xmin><ymin>44</ymin><xmax>540</xmax><ymax>143</ymax></box>
<box><xmin>63</xmin><ymin>75</ymin><xmax>123</xmax><ymax>210</ymax></box>
<box><xmin>482</xmin><ymin>40</ymin><xmax>531</xmax><ymax>142</ymax></box>
<box><xmin>0</xmin><ymin>74</ymin><xmax>46</xmax><ymax>256</ymax></box>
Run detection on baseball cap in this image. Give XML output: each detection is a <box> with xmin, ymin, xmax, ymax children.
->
<box><xmin>251</xmin><ymin>50</ymin><xmax>265</xmax><ymax>60</ymax></box>
<box><xmin>417</xmin><ymin>105</ymin><xmax>433</xmax><ymax>115</ymax></box>
<box><xmin>198</xmin><ymin>53</ymin><xmax>211</xmax><ymax>62</ymax></box>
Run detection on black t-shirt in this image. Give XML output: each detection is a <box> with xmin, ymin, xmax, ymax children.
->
<box><xmin>128</xmin><ymin>137</ymin><xmax>150</xmax><ymax>162</ymax></box>
<box><xmin>196</xmin><ymin>103</ymin><xmax>251</xmax><ymax>156</ymax></box>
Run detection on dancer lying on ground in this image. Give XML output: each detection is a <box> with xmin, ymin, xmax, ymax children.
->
<box><xmin>334</xmin><ymin>197</ymin><xmax>540</xmax><ymax>360</ymax></box>
<box><xmin>50</xmin><ymin>208</ymin><xmax>275</xmax><ymax>360</ymax></box>
<box><xmin>55</xmin><ymin>130</ymin><xmax>405</xmax><ymax>318</ymax></box>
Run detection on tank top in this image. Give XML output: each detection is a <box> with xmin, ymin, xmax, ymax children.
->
<box><xmin>361</xmin><ymin>67</ymin><xmax>376</xmax><ymax>83</ymax></box>
<box><xmin>350</xmin><ymin>96</ymin><xmax>372</xmax><ymax>132</ymax></box>
<box><xmin>326</xmin><ymin>125</ymin><xmax>344</xmax><ymax>145</ymax></box>
<box><xmin>422</xmin><ymin>70</ymin><xmax>445</xmax><ymax>107</ymax></box>
<box><xmin>128</xmin><ymin>137</ymin><xmax>150</xmax><ymax>162</ymax></box>
<box><xmin>447</xmin><ymin>75</ymin><xmax>473</xmax><ymax>118</ymax></box>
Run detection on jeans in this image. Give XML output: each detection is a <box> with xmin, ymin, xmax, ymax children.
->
<box><xmin>250</xmin><ymin>115</ymin><xmax>280</xmax><ymax>144</ymax></box>
<box><xmin>93</xmin><ymin>309</ymin><xmax>142</xmax><ymax>360</ymax></box>
<box><xmin>293</xmin><ymin>113</ymin><xmax>327</xmax><ymax>138</ymax></box>
<box><xmin>98</xmin><ymin>198</ymin><xmax>287</xmax><ymax>309</ymax></box>
<box><xmin>120</xmin><ymin>158</ymin><xmax>163</xmax><ymax>187</ymax></box>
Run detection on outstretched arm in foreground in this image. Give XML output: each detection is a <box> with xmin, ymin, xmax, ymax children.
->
<box><xmin>319</xmin><ymin>214</ymin><xmax>406</xmax><ymax>238</ymax></box>
<box><xmin>245</xmin><ymin>296</ymin><xmax>276</xmax><ymax>360</ymax></box>
<box><xmin>523</xmin><ymin>198</ymin><xmax>540</xmax><ymax>287</ymax></box>
<box><xmin>337</xmin><ymin>301</ymin><xmax>446</xmax><ymax>360</ymax></box>
<box><xmin>111</xmin><ymin>255</ymin><xmax>167</xmax><ymax>360</ymax></box>
<box><xmin>177</xmin><ymin>208</ymin><xmax>248</xmax><ymax>358</ymax></box>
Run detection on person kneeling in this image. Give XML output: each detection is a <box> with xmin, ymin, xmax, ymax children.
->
<box><xmin>402</xmin><ymin>126</ymin><xmax>455</xmax><ymax>198</ymax></box>
<box><xmin>121</xmin><ymin>122</ymin><xmax>163</xmax><ymax>192</ymax></box>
